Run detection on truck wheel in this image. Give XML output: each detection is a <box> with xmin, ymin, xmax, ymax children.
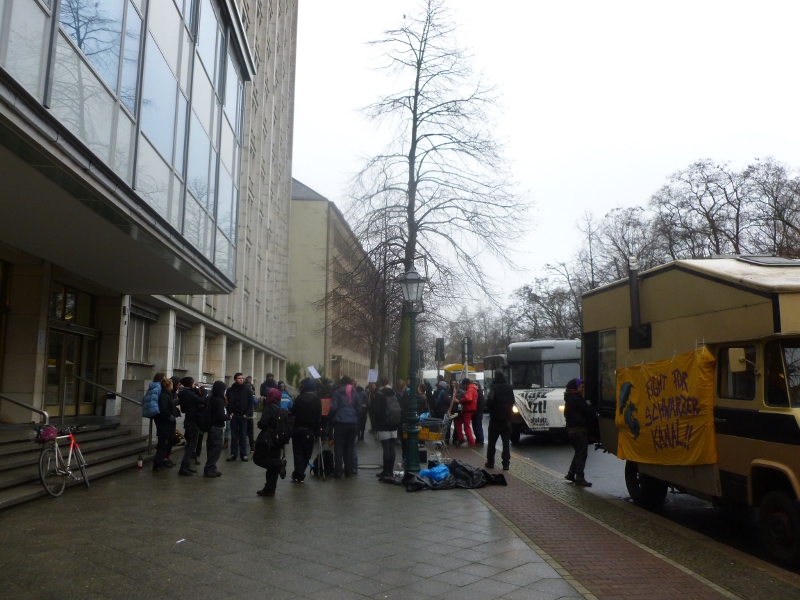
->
<box><xmin>625</xmin><ymin>461</ymin><xmax>668</xmax><ymax>506</ymax></box>
<box><xmin>759</xmin><ymin>491</ymin><xmax>800</xmax><ymax>565</ymax></box>
<box><xmin>510</xmin><ymin>429</ymin><xmax>521</xmax><ymax>445</ymax></box>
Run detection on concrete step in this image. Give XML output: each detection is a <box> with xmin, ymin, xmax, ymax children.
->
<box><xmin>0</xmin><ymin>453</ymin><xmax>155</xmax><ymax>511</ymax></box>
<box><xmin>0</xmin><ymin>426</ymin><xmax>135</xmax><ymax>458</ymax></box>
<box><xmin>0</xmin><ymin>421</ymin><xmax>119</xmax><ymax>445</ymax></box>
<box><xmin>0</xmin><ymin>432</ymin><xmax>145</xmax><ymax>472</ymax></box>
<box><xmin>0</xmin><ymin>438</ymin><xmax>151</xmax><ymax>491</ymax></box>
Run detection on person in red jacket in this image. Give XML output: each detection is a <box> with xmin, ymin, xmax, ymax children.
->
<box><xmin>454</xmin><ymin>379</ymin><xmax>477</xmax><ymax>447</ymax></box>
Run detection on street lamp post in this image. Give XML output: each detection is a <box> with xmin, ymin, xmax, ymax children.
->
<box><xmin>399</xmin><ymin>267</ymin><xmax>426</xmax><ymax>474</ymax></box>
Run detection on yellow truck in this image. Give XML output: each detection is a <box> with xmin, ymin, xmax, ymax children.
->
<box><xmin>581</xmin><ymin>256</ymin><xmax>800</xmax><ymax>564</ymax></box>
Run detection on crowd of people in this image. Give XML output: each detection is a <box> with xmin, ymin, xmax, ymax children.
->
<box><xmin>145</xmin><ymin>368</ymin><xmax>595</xmax><ymax>495</ymax></box>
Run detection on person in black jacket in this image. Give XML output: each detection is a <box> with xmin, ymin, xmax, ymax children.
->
<box><xmin>289</xmin><ymin>378</ymin><xmax>322</xmax><ymax>483</ymax></box>
<box><xmin>564</xmin><ymin>378</ymin><xmax>595</xmax><ymax>487</ymax></box>
<box><xmin>226</xmin><ymin>373</ymin><xmax>252</xmax><ymax>462</ymax></box>
<box><xmin>178</xmin><ymin>377</ymin><xmax>206</xmax><ymax>476</ymax></box>
<box><xmin>373</xmin><ymin>377</ymin><xmax>398</xmax><ymax>478</ymax></box>
<box><xmin>431</xmin><ymin>381</ymin><xmax>451</xmax><ymax>419</ymax></box>
<box><xmin>257</xmin><ymin>388</ymin><xmax>285</xmax><ymax>496</ymax></box>
<box><xmin>204</xmin><ymin>380</ymin><xmax>228</xmax><ymax>477</ymax></box>
<box><xmin>485</xmin><ymin>371</ymin><xmax>515</xmax><ymax>470</ymax></box>
<box><xmin>153</xmin><ymin>377</ymin><xmax>176</xmax><ymax>473</ymax></box>
<box><xmin>259</xmin><ymin>373</ymin><xmax>279</xmax><ymax>398</ymax></box>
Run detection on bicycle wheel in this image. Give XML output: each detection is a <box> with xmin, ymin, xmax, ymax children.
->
<box><xmin>39</xmin><ymin>447</ymin><xmax>66</xmax><ymax>497</ymax></box>
<box><xmin>75</xmin><ymin>447</ymin><xmax>89</xmax><ymax>489</ymax></box>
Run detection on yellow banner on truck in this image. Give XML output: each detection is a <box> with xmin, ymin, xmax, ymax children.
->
<box><xmin>615</xmin><ymin>347</ymin><xmax>717</xmax><ymax>466</ymax></box>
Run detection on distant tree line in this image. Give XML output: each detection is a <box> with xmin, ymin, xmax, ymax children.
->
<box><xmin>438</xmin><ymin>157</ymin><xmax>800</xmax><ymax>359</ymax></box>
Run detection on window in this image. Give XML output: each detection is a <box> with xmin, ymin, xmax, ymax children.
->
<box><xmin>718</xmin><ymin>346</ymin><xmax>756</xmax><ymax>400</ymax></box>
<box><xmin>765</xmin><ymin>339</ymin><xmax>800</xmax><ymax>408</ymax></box>
<box><xmin>598</xmin><ymin>330</ymin><xmax>617</xmax><ymax>410</ymax></box>
<box><xmin>544</xmin><ymin>362</ymin><xmax>581</xmax><ymax>388</ymax></box>
<box><xmin>49</xmin><ymin>284</ymin><xmax>96</xmax><ymax>327</ymax></box>
<box><xmin>59</xmin><ymin>0</ymin><xmax>126</xmax><ymax>93</ymax></box>
<box><xmin>510</xmin><ymin>363</ymin><xmax>542</xmax><ymax>388</ymax></box>
<box><xmin>173</xmin><ymin>327</ymin><xmax>187</xmax><ymax>369</ymax></box>
<box><xmin>127</xmin><ymin>315</ymin><xmax>151</xmax><ymax>363</ymax></box>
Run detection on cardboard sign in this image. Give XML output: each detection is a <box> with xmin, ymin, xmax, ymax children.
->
<box><xmin>615</xmin><ymin>347</ymin><xmax>717</xmax><ymax>466</ymax></box>
<box><xmin>367</xmin><ymin>369</ymin><xmax>378</xmax><ymax>383</ymax></box>
<box><xmin>307</xmin><ymin>366</ymin><xmax>321</xmax><ymax>379</ymax></box>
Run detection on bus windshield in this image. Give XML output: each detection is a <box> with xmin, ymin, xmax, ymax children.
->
<box><xmin>510</xmin><ymin>361</ymin><xmax>580</xmax><ymax>388</ymax></box>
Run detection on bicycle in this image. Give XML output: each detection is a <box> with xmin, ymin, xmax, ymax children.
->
<box><xmin>35</xmin><ymin>424</ymin><xmax>90</xmax><ymax>497</ymax></box>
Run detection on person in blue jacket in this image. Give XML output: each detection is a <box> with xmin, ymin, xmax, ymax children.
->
<box><xmin>278</xmin><ymin>381</ymin><xmax>293</xmax><ymax>410</ymax></box>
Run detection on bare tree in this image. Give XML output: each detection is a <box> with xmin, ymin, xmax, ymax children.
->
<box><xmin>348</xmin><ymin>0</ymin><xmax>528</xmax><ymax>381</ymax></box>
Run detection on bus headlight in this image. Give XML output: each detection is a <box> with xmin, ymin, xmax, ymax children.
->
<box><xmin>512</xmin><ymin>405</ymin><xmax>519</xmax><ymax>413</ymax></box>
<box><xmin>558</xmin><ymin>405</ymin><xmax>565</xmax><ymax>412</ymax></box>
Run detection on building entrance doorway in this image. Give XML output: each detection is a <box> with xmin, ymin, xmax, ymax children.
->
<box><xmin>45</xmin><ymin>329</ymin><xmax>99</xmax><ymax>421</ymax></box>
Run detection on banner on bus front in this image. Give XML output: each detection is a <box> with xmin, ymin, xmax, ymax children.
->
<box><xmin>615</xmin><ymin>347</ymin><xmax>717</xmax><ymax>466</ymax></box>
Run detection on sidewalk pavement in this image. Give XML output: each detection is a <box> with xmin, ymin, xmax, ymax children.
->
<box><xmin>1</xmin><ymin>436</ymin><xmax>581</xmax><ymax>600</ymax></box>
<box><xmin>3</xmin><ymin>434</ymin><xmax>800</xmax><ymax>600</ymax></box>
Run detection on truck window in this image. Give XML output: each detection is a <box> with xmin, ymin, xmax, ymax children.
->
<box><xmin>544</xmin><ymin>362</ymin><xmax>580</xmax><ymax>387</ymax></box>
<box><xmin>598</xmin><ymin>330</ymin><xmax>616</xmax><ymax>410</ymax></box>
<box><xmin>780</xmin><ymin>341</ymin><xmax>800</xmax><ymax>408</ymax></box>
<box><xmin>718</xmin><ymin>346</ymin><xmax>756</xmax><ymax>400</ymax></box>
<box><xmin>511</xmin><ymin>363</ymin><xmax>542</xmax><ymax>388</ymax></box>
<box><xmin>765</xmin><ymin>341</ymin><xmax>789</xmax><ymax>407</ymax></box>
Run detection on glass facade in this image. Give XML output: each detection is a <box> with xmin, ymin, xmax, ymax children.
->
<box><xmin>0</xmin><ymin>0</ymin><xmax>244</xmax><ymax>280</ymax></box>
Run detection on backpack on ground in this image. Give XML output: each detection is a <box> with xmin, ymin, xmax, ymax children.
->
<box><xmin>322</xmin><ymin>449</ymin><xmax>334</xmax><ymax>476</ymax></box>
<box><xmin>385</xmin><ymin>393</ymin><xmax>402</xmax><ymax>429</ymax></box>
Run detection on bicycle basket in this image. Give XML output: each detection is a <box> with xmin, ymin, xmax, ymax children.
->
<box><xmin>35</xmin><ymin>425</ymin><xmax>58</xmax><ymax>443</ymax></box>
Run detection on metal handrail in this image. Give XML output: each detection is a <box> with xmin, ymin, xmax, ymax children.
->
<box><xmin>72</xmin><ymin>375</ymin><xmax>141</xmax><ymax>405</ymax></box>
<box><xmin>0</xmin><ymin>393</ymin><xmax>49</xmax><ymax>425</ymax></box>
<box><xmin>72</xmin><ymin>375</ymin><xmax>152</xmax><ymax>454</ymax></box>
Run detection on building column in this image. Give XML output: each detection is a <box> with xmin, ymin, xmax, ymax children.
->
<box><xmin>205</xmin><ymin>332</ymin><xmax>226</xmax><ymax>384</ymax></box>
<box><xmin>265</xmin><ymin>355</ymin><xmax>274</xmax><ymax>378</ymax></box>
<box><xmin>184</xmin><ymin>322</ymin><xmax>205</xmax><ymax>383</ymax></box>
<box><xmin>0</xmin><ymin>262</ymin><xmax>50</xmax><ymax>422</ymax></box>
<box><xmin>242</xmin><ymin>346</ymin><xmax>255</xmax><ymax>380</ymax></box>
<box><xmin>149</xmin><ymin>308</ymin><xmax>176</xmax><ymax>376</ymax></box>
<box><xmin>226</xmin><ymin>341</ymin><xmax>243</xmax><ymax>383</ymax></box>
<box><xmin>254</xmin><ymin>351</ymin><xmax>265</xmax><ymax>386</ymax></box>
<box><xmin>278</xmin><ymin>359</ymin><xmax>286</xmax><ymax>383</ymax></box>
<box><xmin>96</xmin><ymin>294</ymin><xmax>129</xmax><ymax>416</ymax></box>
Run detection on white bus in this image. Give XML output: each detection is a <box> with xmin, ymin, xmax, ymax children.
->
<box><xmin>484</xmin><ymin>339</ymin><xmax>581</xmax><ymax>443</ymax></box>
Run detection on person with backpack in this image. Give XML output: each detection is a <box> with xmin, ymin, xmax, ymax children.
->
<box><xmin>328</xmin><ymin>375</ymin><xmax>361</xmax><ymax>478</ymax></box>
<box><xmin>485</xmin><ymin>370</ymin><xmax>515</xmax><ymax>470</ymax></box>
<box><xmin>226</xmin><ymin>373</ymin><xmax>252</xmax><ymax>462</ymax></box>
<box><xmin>153</xmin><ymin>377</ymin><xmax>177</xmax><ymax>473</ymax></box>
<box><xmin>255</xmin><ymin>387</ymin><xmax>288</xmax><ymax>496</ymax></box>
<box><xmin>373</xmin><ymin>377</ymin><xmax>402</xmax><ymax>479</ymax></box>
<box><xmin>472</xmin><ymin>382</ymin><xmax>486</xmax><ymax>448</ymax></box>
<box><xmin>289</xmin><ymin>378</ymin><xmax>321</xmax><ymax>483</ymax></box>
<box><xmin>177</xmin><ymin>377</ymin><xmax>206</xmax><ymax>476</ymax></box>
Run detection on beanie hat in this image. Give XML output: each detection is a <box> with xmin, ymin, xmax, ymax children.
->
<box><xmin>565</xmin><ymin>378</ymin><xmax>584</xmax><ymax>391</ymax></box>
<box><xmin>180</xmin><ymin>376</ymin><xmax>194</xmax><ymax>388</ymax></box>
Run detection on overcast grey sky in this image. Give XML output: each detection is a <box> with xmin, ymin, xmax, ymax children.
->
<box><xmin>291</xmin><ymin>0</ymin><xmax>800</xmax><ymax>304</ymax></box>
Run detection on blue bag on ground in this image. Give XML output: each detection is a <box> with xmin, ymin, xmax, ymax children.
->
<box><xmin>418</xmin><ymin>463</ymin><xmax>449</xmax><ymax>481</ymax></box>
